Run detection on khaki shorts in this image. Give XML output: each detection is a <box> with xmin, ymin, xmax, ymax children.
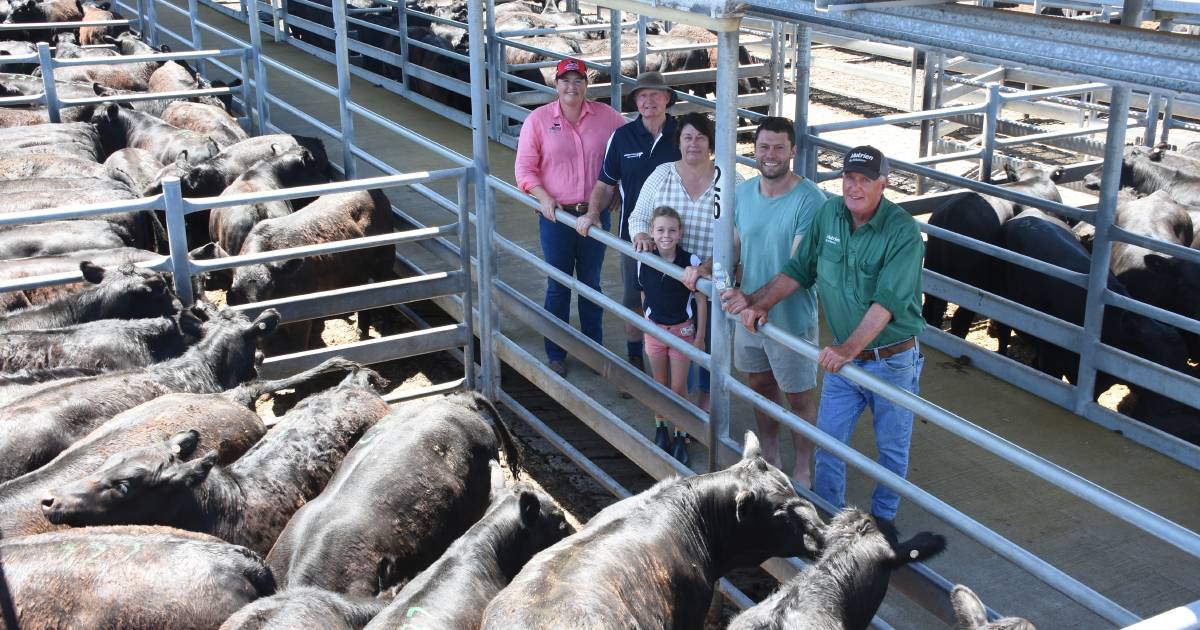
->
<box><xmin>734</xmin><ymin>324</ymin><xmax>818</xmax><ymax>393</ymax></box>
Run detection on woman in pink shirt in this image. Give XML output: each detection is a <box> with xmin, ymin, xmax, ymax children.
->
<box><xmin>515</xmin><ymin>58</ymin><xmax>626</xmax><ymax>377</ymax></box>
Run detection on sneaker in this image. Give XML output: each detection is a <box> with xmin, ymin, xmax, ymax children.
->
<box><xmin>653</xmin><ymin>424</ymin><xmax>671</xmax><ymax>451</ymax></box>
<box><xmin>671</xmin><ymin>433</ymin><xmax>690</xmax><ymax>466</ymax></box>
<box><xmin>548</xmin><ymin>359</ymin><xmax>568</xmax><ymax>378</ymax></box>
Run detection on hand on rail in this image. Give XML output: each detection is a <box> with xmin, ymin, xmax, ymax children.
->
<box><xmin>818</xmin><ymin>344</ymin><xmax>855</xmax><ymax>373</ymax></box>
<box><xmin>681</xmin><ymin>265</ymin><xmax>706</xmax><ymax>292</ymax></box>
<box><xmin>739</xmin><ymin>306</ymin><xmax>768</xmax><ymax>333</ymax></box>
<box><xmin>632</xmin><ymin>232</ymin><xmax>655</xmax><ymax>252</ymax></box>
<box><xmin>721</xmin><ymin>287</ymin><xmax>748</xmax><ymax>314</ymax></box>
<box><xmin>574</xmin><ymin>211</ymin><xmax>600</xmax><ymax>236</ymax></box>
<box><xmin>538</xmin><ymin>197</ymin><xmax>559</xmax><ymax>222</ymax></box>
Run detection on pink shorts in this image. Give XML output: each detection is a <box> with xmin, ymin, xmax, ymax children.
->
<box><xmin>644</xmin><ymin>320</ymin><xmax>695</xmax><ymax>362</ymax></box>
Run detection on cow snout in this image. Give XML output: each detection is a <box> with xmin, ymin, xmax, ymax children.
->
<box><xmin>40</xmin><ymin>494</ymin><xmax>66</xmax><ymax>523</ymax></box>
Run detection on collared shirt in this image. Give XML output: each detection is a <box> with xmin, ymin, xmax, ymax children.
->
<box><xmin>783</xmin><ymin>195</ymin><xmax>925</xmax><ymax>349</ymax></box>
<box><xmin>515</xmin><ymin>99</ymin><xmax>626</xmax><ymax>206</ymax></box>
<box><xmin>637</xmin><ymin>246</ymin><xmax>702</xmax><ymax>326</ymax></box>
<box><xmin>628</xmin><ymin>161</ymin><xmax>744</xmax><ymax>260</ymax></box>
<box><xmin>736</xmin><ymin>175</ymin><xmax>825</xmax><ymax>336</ymax></box>
<box><xmin>598</xmin><ymin>115</ymin><xmax>681</xmax><ymax>240</ymax></box>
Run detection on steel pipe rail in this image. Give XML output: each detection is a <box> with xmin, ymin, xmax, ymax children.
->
<box><xmin>921</xmin><ymin>223</ymin><xmax>1089</xmax><ymax>288</ymax></box>
<box><xmin>187</xmin><ymin>169</ymin><xmax>469</xmax><ymax>212</ymax></box>
<box><xmin>810</xmin><ymin>102</ymin><xmax>986</xmax><ymax>133</ymax></box>
<box><xmin>0</xmin><ymin>18</ymin><xmax>130</xmax><ymax>29</ymax></box>
<box><xmin>50</xmin><ymin>47</ymin><xmax>244</xmax><ymax>66</ymax></box>
<box><xmin>190</xmin><ymin>225</ymin><xmax>457</xmax><ymax>273</ymax></box>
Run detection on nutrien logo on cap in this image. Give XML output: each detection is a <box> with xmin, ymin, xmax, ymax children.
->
<box><xmin>848</xmin><ymin>152</ymin><xmax>874</xmax><ymax>163</ymax></box>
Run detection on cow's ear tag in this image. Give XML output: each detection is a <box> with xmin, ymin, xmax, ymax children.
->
<box><xmin>909</xmin><ymin>549</ymin><xmax>919</xmax><ymax>559</ymax></box>
<box><xmin>171</xmin><ymin>444</ymin><xmax>182</xmax><ymax>454</ymax></box>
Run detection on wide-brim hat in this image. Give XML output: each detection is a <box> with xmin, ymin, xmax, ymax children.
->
<box><xmin>630</xmin><ymin>71</ymin><xmax>676</xmax><ymax>106</ymax></box>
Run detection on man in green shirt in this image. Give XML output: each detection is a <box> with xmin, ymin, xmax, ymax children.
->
<box><xmin>728</xmin><ymin>145</ymin><xmax>924</xmax><ymax>524</ymax></box>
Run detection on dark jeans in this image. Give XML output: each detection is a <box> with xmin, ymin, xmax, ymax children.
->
<box><xmin>540</xmin><ymin>211</ymin><xmax>610</xmax><ymax>362</ymax></box>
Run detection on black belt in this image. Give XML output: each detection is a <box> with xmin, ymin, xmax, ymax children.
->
<box><xmin>559</xmin><ymin>203</ymin><xmax>589</xmax><ymax>216</ymax></box>
<box><xmin>854</xmin><ymin>337</ymin><xmax>916</xmax><ymax>362</ymax></box>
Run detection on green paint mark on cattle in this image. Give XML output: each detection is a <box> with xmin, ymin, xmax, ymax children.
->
<box><xmin>119</xmin><ymin>541</ymin><xmax>144</xmax><ymax>562</ymax></box>
<box><xmin>87</xmin><ymin>542</ymin><xmax>109</xmax><ymax>560</ymax></box>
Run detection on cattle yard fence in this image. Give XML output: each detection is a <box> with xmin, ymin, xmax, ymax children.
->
<box><xmin>7</xmin><ymin>0</ymin><xmax>1198</xmax><ymax>627</ymax></box>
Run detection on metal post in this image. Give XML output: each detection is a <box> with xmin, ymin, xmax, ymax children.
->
<box><xmin>332</xmin><ymin>0</ymin><xmax>357</xmax><ymax>179</ymax></box>
<box><xmin>637</xmin><ymin>15</ymin><xmax>647</xmax><ymax>74</ymax></box>
<box><xmin>457</xmin><ymin>175</ymin><xmax>477</xmax><ymax>390</ymax></box>
<box><xmin>931</xmin><ymin>52</ymin><xmax>945</xmax><ymax>163</ymax></box>
<box><xmin>238</xmin><ymin>49</ymin><xmax>254</xmax><ymax>129</ymax></box>
<box><xmin>768</xmin><ymin>21</ymin><xmax>781</xmax><ymax>116</ymax></box>
<box><xmin>1076</xmin><ymin>0</ymin><xmax>1138</xmax><ymax>412</ymax></box>
<box><xmin>188</xmin><ymin>0</ymin><xmax>207</xmax><ymax>79</ymax></box>
<box><xmin>710</xmin><ymin>22</ymin><xmax>742</xmax><ymax>471</ymax></box>
<box><xmin>396</xmin><ymin>1</ymin><xmax>409</xmax><ymax>96</ymax></box>
<box><xmin>145</xmin><ymin>0</ymin><xmax>159</xmax><ymax>47</ymax></box>
<box><xmin>36</xmin><ymin>43</ymin><xmax>60</xmax><ymax>124</ymax></box>
<box><xmin>135</xmin><ymin>0</ymin><xmax>145</xmax><ymax>36</ymax></box>
<box><xmin>980</xmin><ymin>82</ymin><xmax>1001</xmax><ymax>182</ymax></box>
<box><xmin>485</xmin><ymin>0</ymin><xmax>502</xmax><ymax>141</ymax></box>
<box><xmin>273</xmin><ymin>0</ymin><xmax>287</xmax><ymax>43</ymax></box>
<box><xmin>792</xmin><ymin>25</ymin><xmax>814</xmax><ymax>180</ymax></box>
<box><xmin>247</xmin><ymin>0</ymin><xmax>269</xmax><ymax>135</ymax></box>
<box><xmin>610</xmin><ymin>7</ymin><xmax>622</xmax><ymax>110</ymax></box>
<box><xmin>467</xmin><ymin>0</ymin><xmax>498</xmax><ymax>399</ymax></box>
<box><xmin>1143</xmin><ymin>92</ymin><xmax>1160</xmax><ymax>147</ymax></box>
<box><xmin>1160</xmin><ymin>94</ymin><xmax>1174</xmax><ymax>144</ymax></box>
<box><xmin>162</xmin><ymin>178</ymin><xmax>195</xmax><ymax>308</ymax></box>
<box><xmin>908</xmin><ymin>47</ymin><xmax>921</xmax><ymax>112</ymax></box>
<box><xmin>916</xmin><ymin>49</ymin><xmax>933</xmax><ymax>194</ymax></box>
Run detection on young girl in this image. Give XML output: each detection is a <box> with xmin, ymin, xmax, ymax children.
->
<box><xmin>636</xmin><ymin>206</ymin><xmax>707</xmax><ymax>465</ymax></box>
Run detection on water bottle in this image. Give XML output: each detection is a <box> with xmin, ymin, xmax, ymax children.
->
<box><xmin>712</xmin><ymin>261</ymin><xmax>731</xmax><ymax>302</ymax></box>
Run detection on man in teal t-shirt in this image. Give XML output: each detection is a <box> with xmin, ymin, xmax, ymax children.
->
<box><xmin>730</xmin><ymin>145</ymin><xmax>925</xmax><ymax>525</ymax></box>
<box><xmin>715</xmin><ymin>117</ymin><xmax>825</xmax><ymax>485</ymax></box>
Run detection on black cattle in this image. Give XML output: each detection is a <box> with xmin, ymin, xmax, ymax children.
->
<box><xmin>480</xmin><ymin>432</ymin><xmax>825</xmax><ymax>630</ymax></box>
<box><xmin>48</xmin><ymin>30</ymin><xmax>163</xmax><ymax>90</ymax></box>
<box><xmin>92</xmin><ymin>102</ymin><xmax>220</xmax><ymax>166</ymax></box>
<box><xmin>0</xmin><ymin>308</ymin><xmax>279</xmax><ymax>483</ymax></box>
<box><xmin>267</xmin><ymin>392</ymin><xmax>522</xmax><ymax>597</ymax></box>
<box><xmin>0</xmin><ymin>152</ymin><xmax>107</xmax><ymax>179</ymax></box>
<box><xmin>0</xmin><ymin>392</ymin><xmax>264</xmax><ymax>538</ymax></box>
<box><xmin>1110</xmin><ymin>190</ymin><xmax>1200</xmax><ymax>345</ymax></box>
<box><xmin>0</xmin><ymin>120</ymin><xmax>103</xmax><ymax>161</ymax></box>
<box><xmin>0</xmin><ymin>219</ymin><xmax>131</xmax><ymax>258</ymax></box>
<box><xmin>403</xmin><ymin>26</ymin><xmax>471</xmax><ymax>112</ymax></box>
<box><xmin>172</xmin><ymin>133</ymin><xmax>329</xmax><ymax>197</ymax></box>
<box><xmin>951</xmin><ymin>585</ymin><xmax>1037</xmax><ymax>630</ymax></box>
<box><xmin>218</xmin><ymin>588</ymin><xmax>385</xmax><ymax>630</ymax></box>
<box><xmin>0</xmin><ymin>367</ymin><xmax>99</xmax><ymax>407</ymax></box>
<box><xmin>209</xmin><ymin>147</ymin><xmax>332</xmax><ymax>256</ymax></box>
<box><xmin>367</xmin><ymin>484</ymin><xmax>569</xmax><ymax>629</ymax></box>
<box><xmin>727</xmin><ymin>508</ymin><xmax>946</xmax><ymax>630</ymax></box>
<box><xmin>924</xmin><ymin>163</ymin><xmax>1065</xmax><ymax>340</ymax></box>
<box><xmin>43</xmin><ymin>364</ymin><xmax>391</xmax><ymax>554</ymax></box>
<box><xmin>162</xmin><ymin>101</ymin><xmax>248</xmax><ymax>149</ymax></box>
<box><xmin>52</xmin><ymin>34</ymin><xmax>119</xmax><ymax>58</ymax></box>
<box><xmin>143</xmin><ymin>60</ymin><xmax>237</xmax><ymax>115</ymax></box>
<box><xmin>0</xmin><ymin>262</ymin><xmax>174</xmax><ymax>332</ymax></box>
<box><xmin>997</xmin><ymin>211</ymin><xmax>1197</xmax><ymax>441</ymax></box>
<box><xmin>0</xmin><ymin>311</ymin><xmax>199</xmax><ymax>373</ymax></box>
<box><xmin>0</xmin><ymin>356</ymin><xmax>366</xmax><ymax>539</ymax></box>
<box><xmin>224</xmin><ymin>188</ymin><xmax>393</xmax><ymax>348</ymax></box>
<box><xmin>0</xmin><ymin>248</ymin><xmax>161</xmax><ymax>312</ymax></box>
<box><xmin>104</xmin><ymin>146</ymin><xmax>167</xmax><ymax>194</ymax></box>
<box><xmin>1085</xmin><ymin>144</ymin><xmax>1200</xmax><ymax>206</ymax></box>
<box><xmin>0</xmin><ymin>40</ymin><xmax>36</xmax><ymax>73</ymax></box>
<box><xmin>2</xmin><ymin>0</ymin><xmax>81</xmax><ymax>39</ymax></box>
<box><xmin>0</xmin><ymin>526</ymin><xmax>275</xmax><ymax>630</ymax></box>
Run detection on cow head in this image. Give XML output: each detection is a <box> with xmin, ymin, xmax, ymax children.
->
<box><xmin>490</xmin><ymin>485</ymin><xmax>572</xmax><ymax>581</ymax></box>
<box><xmin>40</xmin><ymin>429</ymin><xmax>216</xmax><ymax>526</ymax></box>
<box><xmin>80</xmin><ymin>262</ymin><xmax>178</xmax><ymax>320</ymax></box>
<box><xmin>227</xmin><ymin>250</ymin><xmax>303</xmax><ymax>306</ymax></box>
<box><xmin>723</xmin><ymin>432</ymin><xmax>825</xmax><ymax>570</ymax></box>
<box><xmin>4</xmin><ymin>0</ymin><xmax>40</xmax><ymax>24</ymax></box>
<box><xmin>180</xmin><ymin>161</ymin><xmax>226</xmax><ymax>197</ymax></box>
<box><xmin>193</xmin><ymin>308</ymin><xmax>280</xmax><ymax>387</ymax></box>
<box><xmin>951</xmin><ymin>585</ymin><xmax>1036</xmax><ymax>630</ymax></box>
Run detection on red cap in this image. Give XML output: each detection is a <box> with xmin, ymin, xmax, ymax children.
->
<box><xmin>555</xmin><ymin>57</ymin><xmax>586</xmax><ymax>79</ymax></box>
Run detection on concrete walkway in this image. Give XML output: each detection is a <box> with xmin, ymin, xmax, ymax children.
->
<box><xmin>155</xmin><ymin>4</ymin><xmax>1199</xmax><ymax>626</ymax></box>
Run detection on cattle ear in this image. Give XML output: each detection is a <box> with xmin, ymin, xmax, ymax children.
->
<box><xmin>176</xmin><ymin>450</ymin><xmax>217</xmax><ymax>487</ymax></box>
<box><xmin>376</xmin><ymin>556</ymin><xmax>398</xmax><ymax>593</ymax></box>
<box><xmin>270</xmin><ymin>143</ymin><xmax>282</xmax><ymax>156</ymax></box>
<box><xmin>189</xmin><ymin>241</ymin><xmax>227</xmax><ymax>260</ymax></box>
<box><xmin>741</xmin><ymin>431</ymin><xmax>762</xmax><ymax>461</ymax></box>
<box><xmin>950</xmin><ymin>585</ymin><xmax>990</xmax><ymax>628</ymax></box>
<box><xmin>518</xmin><ymin>491</ymin><xmax>542</xmax><ymax>525</ymax></box>
<box><xmin>166</xmin><ymin>429</ymin><xmax>201</xmax><ymax>457</ymax></box>
<box><xmin>80</xmin><ymin>261</ymin><xmax>106</xmax><ymax>283</ymax></box>
<box><xmin>1143</xmin><ymin>253</ymin><xmax>1176</xmax><ymax>275</ymax></box>
<box><xmin>106</xmin><ymin>102</ymin><xmax>120</xmax><ymax>118</ymax></box>
<box><xmin>250</xmin><ymin>309</ymin><xmax>281</xmax><ymax>337</ymax></box>
<box><xmin>175</xmin><ymin>150</ymin><xmax>189</xmax><ymax>168</ymax></box>
<box><xmin>734</xmin><ymin>489</ymin><xmax>756</xmax><ymax>523</ymax></box>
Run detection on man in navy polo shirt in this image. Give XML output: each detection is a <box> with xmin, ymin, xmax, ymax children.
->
<box><xmin>579</xmin><ymin>71</ymin><xmax>681</xmax><ymax>371</ymax></box>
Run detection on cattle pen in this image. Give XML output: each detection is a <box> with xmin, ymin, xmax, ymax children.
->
<box><xmin>0</xmin><ymin>0</ymin><xmax>1198</xmax><ymax>626</ymax></box>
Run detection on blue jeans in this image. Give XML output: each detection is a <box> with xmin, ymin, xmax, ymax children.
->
<box><xmin>813</xmin><ymin>345</ymin><xmax>924</xmax><ymax>521</ymax></box>
<box><xmin>539</xmin><ymin>211</ymin><xmax>609</xmax><ymax>362</ymax></box>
